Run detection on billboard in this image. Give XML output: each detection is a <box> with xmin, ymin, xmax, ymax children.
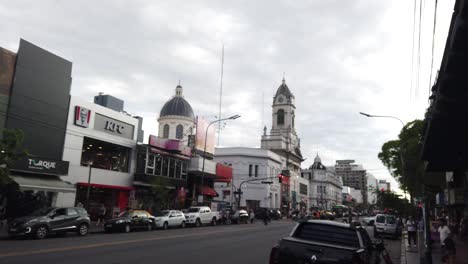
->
<box><xmin>195</xmin><ymin>116</ymin><xmax>216</xmax><ymax>155</ymax></box>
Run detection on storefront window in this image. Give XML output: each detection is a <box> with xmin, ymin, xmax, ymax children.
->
<box><xmin>162</xmin><ymin>157</ymin><xmax>169</xmax><ymax>176</ymax></box>
<box><xmin>182</xmin><ymin>162</ymin><xmax>187</xmax><ymax>180</ymax></box>
<box><xmin>136</xmin><ymin>151</ymin><xmax>146</xmax><ymax>174</ymax></box>
<box><xmin>175</xmin><ymin>160</ymin><xmax>181</xmax><ymax>179</ymax></box>
<box><xmin>155</xmin><ymin>155</ymin><xmax>162</xmax><ymax>176</ymax></box>
<box><xmin>81</xmin><ymin>137</ymin><xmax>130</xmax><ymax>172</ymax></box>
<box><xmin>169</xmin><ymin>159</ymin><xmax>175</xmax><ymax>178</ymax></box>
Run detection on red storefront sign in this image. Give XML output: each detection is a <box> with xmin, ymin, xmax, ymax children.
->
<box><xmin>215</xmin><ymin>163</ymin><xmax>232</xmax><ymax>182</ymax></box>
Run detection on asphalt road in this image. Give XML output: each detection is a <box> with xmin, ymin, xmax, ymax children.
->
<box><xmin>0</xmin><ymin>220</ymin><xmax>294</xmax><ymax>264</ymax></box>
<box><xmin>0</xmin><ymin>219</ymin><xmax>402</xmax><ymax>264</ymax></box>
<box><xmin>363</xmin><ymin>224</ymin><xmax>402</xmax><ymax>264</ymax></box>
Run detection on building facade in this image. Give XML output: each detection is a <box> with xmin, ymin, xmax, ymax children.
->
<box><xmin>335</xmin><ymin>160</ymin><xmax>368</xmax><ymax>205</ymax></box>
<box><xmin>57</xmin><ymin>96</ymin><xmax>140</xmax><ymax>219</ymax></box>
<box><xmin>367</xmin><ymin>173</ymin><xmax>378</xmax><ymax>204</ymax></box>
<box><xmin>261</xmin><ymin>78</ymin><xmax>306</xmax><ymax>212</ymax></box>
<box><xmin>301</xmin><ymin>155</ymin><xmax>342</xmax><ymax>209</ymax></box>
<box><xmin>213</xmin><ymin>147</ymin><xmax>282</xmax><ymax>211</ymax></box>
<box><xmin>1</xmin><ymin>39</ymin><xmax>73</xmax><ymax>215</ymax></box>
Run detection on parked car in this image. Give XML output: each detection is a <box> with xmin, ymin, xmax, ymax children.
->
<box><xmin>374</xmin><ymin>214</ymin><xmax>401</xmax><ymax>239</ymax></box>
<box><xmin>269</xmin><ymin>220</ymin><xmax>384</xmax><ymax>264</ymax></box>
<box><xmin>104</xmin><ymin>210</ymin><xmax>154</xmax><ymax>233</ymax></box>
<box><xmin>256</xmin><ymin>208</ymin><xmax>281</xmax><ymax>220</ymax></box>
<box><xmin>362</xmin><ymin>216</ymin><xmax>376</xmax><ymax>226</ymax></box>
<box><xmin>154</xmin><ymin>210</ymin><xmax>186</xmax><ymax>229</ymax></box>
<box><xmin>8</xmin><ymin>207</ymin><xmax>90</xmax><ymax>239</ymax></box>
<box><xmin>231</xmin><ymin>209</ymin><xmax>249</xmax><ymax>224</ymax></box>
<box><xmin>184</xmin><ymin>206</ymin><xmax>220</xmax><ymax>227</ymax></box>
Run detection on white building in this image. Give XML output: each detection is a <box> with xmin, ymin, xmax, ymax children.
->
<box><xmin>302</xmin><ymin>154</ymin><xmax>343</xmax><ymax>209</ymax></box>
<box><xmin>260</xmin><ymin>78</ymin><xmax>307</xmax><ymax>211</ymax></box>
<box><xmin>57</xmin><ymin>96</ymin><xmax>140</xmax><ymax>218</ymax></box>
<box><xmin>367</xmin><ymin>173</ymin><xmax>378</xmax><ymax>204</ymax></box>
<box><xmin>378</xmin><ymin>179</ymin><xmax>391</xmax><ymax>192</ymax></box>
<box><xmin>213</xmin><ymin>147</ymin><xmax>282</xmax><ymax>210</ymax></box>
<box><xmin>342</xmin><ymin>186</ymin><xmax>364</xmax><ymax>204</ymax></box>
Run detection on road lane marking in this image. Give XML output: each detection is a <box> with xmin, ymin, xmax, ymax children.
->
<box><xmin>0</xmin><ymin>225</ymin><xmax>275</xmax><ymax>258</ymax></box>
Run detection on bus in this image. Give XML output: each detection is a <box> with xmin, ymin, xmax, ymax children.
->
<box><xmin>332</xmin><ymin>205</ymin><xmax>349</xmax><ymax>218</ymax></box>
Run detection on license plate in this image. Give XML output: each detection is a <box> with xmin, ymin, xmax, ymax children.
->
<box><xmin>106</xmin><ymin>224</ymin><xmax>112</xmax><ymax>228</ymax></box>
<box><xmin>9</xmin><ymin>228</ymin><xmax>17</xmax><ymax>232</ymax></box>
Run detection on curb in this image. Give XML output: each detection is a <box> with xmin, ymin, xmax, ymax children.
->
<box><xmin>400</xmin><ymin>231</ymin><xmax>407</xmax><ymax>264</ymax></box>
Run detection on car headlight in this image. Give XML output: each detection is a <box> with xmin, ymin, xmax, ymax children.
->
<box><xmin>116</xmin><ymin>220</ymin><xmax>124</xmax><ymax>224</ymax></box>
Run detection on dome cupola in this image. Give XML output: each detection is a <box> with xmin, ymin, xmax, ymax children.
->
<box><xmin>159</xmin><ymin>84</ymin><xmax>195</xmax><ymax>119</ymax></box>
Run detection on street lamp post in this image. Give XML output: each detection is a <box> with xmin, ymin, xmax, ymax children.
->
<box><xmin>359</xmin><ymin>112</ymin><xmax>405</xmax><ymax>127</ymax></box>
<box><xmin>85</xmin><ymin>161</ymin><xmax>93</xmax><ymax>209</ymax></box>
<box><xmin>199</xmin><ymin>114</ymin><xmax>240</xmax><ymax>205</ymax></box>
<box><xmin>359</xmin><ymin>112</ymin><xmax>407</xmax><ymax>198</ymax></box>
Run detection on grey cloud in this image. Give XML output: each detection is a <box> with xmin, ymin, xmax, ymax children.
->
<box><xmin>2</xmin><ymin>0</ymin><xmax>403</xmax><ymax>185</ymax></box>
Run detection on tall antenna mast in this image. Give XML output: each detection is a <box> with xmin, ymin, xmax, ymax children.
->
<box><xmin>262</xmin><ymin>91</ymin><xmax>265</xmax><ymax>129</ymax></box>
<box><xmin>217</xmin><ymin>44</ymin><xmax>225</xmax><ymax>147</ymax></box>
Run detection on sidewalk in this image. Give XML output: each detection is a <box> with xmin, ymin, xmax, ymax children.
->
<box><xmin>401</xmin><ymin>231</ymin><xmax>468</xmax><ymax>264</ymax></box>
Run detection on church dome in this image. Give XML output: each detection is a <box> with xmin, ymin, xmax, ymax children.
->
<box><xmin>275</xmin><ymin>78</ymin><xmax>293</xmax><ymax>98</ymax></box>
<box><xmin>159</xmin><ymin>84</ymin><xmax>195</xmax><ymax>119</ymax></box>
<box><xmin>310</xmin><ymin>154</ymin><xmax>326</xmax><ymax>170</ymax></box>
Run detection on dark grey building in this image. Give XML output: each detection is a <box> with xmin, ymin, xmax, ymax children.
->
<box><xmin>6</xmin><ymin>39</ymin><xmax>72</xmax><ymax>161</ymax></box>
<box><xmin>94</xmin><ymin>93</ymin><xmax>124</xmax><ymax>112</ymax></box>
<box><xmin>1</xmin><ymin>39</ymin><xmax>74</xmax><ymax>212</ymax></box>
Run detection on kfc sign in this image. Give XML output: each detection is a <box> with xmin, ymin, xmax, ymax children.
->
<box><xmin>74</xmin><ymin>106</ymin><xmax>91</xmax><ymax>128</ymax></box>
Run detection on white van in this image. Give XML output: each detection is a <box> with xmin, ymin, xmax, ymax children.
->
<box><xmin>373</xmin><ymin>214</ymin><xmax>401</xmax><ymax>239</ymax></box>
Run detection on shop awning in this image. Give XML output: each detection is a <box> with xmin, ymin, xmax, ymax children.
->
<box><xmin>77</xmin><ymin>182</ymin><xmax>134</xmax><ymax>190</ymax></box>
<box><xmin>198</xmin><ymin>186</ymin><xmax>218</xmax><ymax>197</ymax></box>
<box><xmin>10</xmin><ymin>175</ymin><xmax>76</xmax><ymax>193</ymax></box>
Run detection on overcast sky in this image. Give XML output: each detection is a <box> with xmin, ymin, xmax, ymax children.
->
<box><xmin>1</xmin><ymin>0</ymin><xmax>456</xmax><ymax>193</ymax></box>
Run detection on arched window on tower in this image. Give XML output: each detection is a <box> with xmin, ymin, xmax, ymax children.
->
<box><xmin>176</xmin><ymin>125</ymin><xmax>183</xmax><ymax>139</ymax></box>
<box><xmin>292</xmin><ymin>111</ymin><xmax>295</xmax><ymax>128</ymax></box>
<box><xmin>277</xmin><ymin>109</ymin><xmax>285</xmax><ymax>125</ymax></box>
<box><xmin>163</xmin><ymin>124</ymin><xmax>170</xmax><ymax>138</ymax></box>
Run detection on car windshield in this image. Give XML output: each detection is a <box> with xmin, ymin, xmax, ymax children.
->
<box><xmin>155</xmin><ymin>211</ymin><xmax>169</xmax><ymax>217</ymax></box>
<box><xmin>387</xmin><ymin>216</ymin><xmax>396</xmax><ymax>224</ymax></box>
<box><xmin>188</xmin><ymin>208</ymin><xmax>200</xmax><ymax>213</ymax></box>
<box><xmin>28</xmin><ymin>208</ymin><xmax>55</xmax><ymax>216</ymax></box>
<box><xmin>294</xmin><ymin>223</ymin><xmax>360</xmax><ymax>248</ymax></box>
<box><xmin>119</xmin><ymin>211</ymin><xmax>133</xmax><ymax>218</ymax></box>
<box><xmin>376</xmin><ymin>215</ymin><xmax>386</xmax><ymax>223</ymax></box>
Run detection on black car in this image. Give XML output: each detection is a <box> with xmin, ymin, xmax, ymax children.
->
<box><xmin>104</xmin><ymin>210</ymin><xmax>155</xmax><ymax>233</ymax></box>
<box><xmin>270</xmin><ymin>220</ymin><xmax>384</xmax><ymax>264</ymax></box>
<box><xmin>8</xmin><ymin>207</ymin><xmax>91</xmax><ymax>239</ymax></box>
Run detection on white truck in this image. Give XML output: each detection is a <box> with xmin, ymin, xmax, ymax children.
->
<box><xmin>184</xmin><ymin>206</ymin><xmax>220</xmax><ymax>227</ymax></box>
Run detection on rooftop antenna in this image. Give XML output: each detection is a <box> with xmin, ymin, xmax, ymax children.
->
<box><xmin>262</xmin><ymin>90</ymin><xmax>265</xmax><ymax>131</ymax></box>
<box><xmin>217</xmin><ymin>43</ymin><xmax>225</xmax><ymax>147</ymax></box>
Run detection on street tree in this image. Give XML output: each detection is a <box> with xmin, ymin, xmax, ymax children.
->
<box><xmin>0</xmin><ymin>128</ymin><xmax>26</xmax><ymax>184</ymax></box>
<box><xmin>150</xmin><ymin>177</ymin><xmax>172</xmax><ymax>211</ymax></box>
<box><xmin>378</xmin><ymin>120</ymin><xmax>425</xmax><ymax>199</ymax></box>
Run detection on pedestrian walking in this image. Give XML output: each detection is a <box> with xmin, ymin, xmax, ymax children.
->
<box><xmin>406</xmin><ymin>216</ymin><xmax>417</xmax><ymax>247</ymax></box>
<box><xmin>249</xmin><ymin>209</ymin><xmax>255</xmax><ymax>224</ymax></box>
<box><xmin>263</xmin><ymin>209</ymin><xmax>269</xmax><ymax>226</ymax></box>
<box><xmin>438</xmin><ymin>218</ymin><xmax>454</xmax><ymax>263</ymax></box>
<box><xmin>96</xmin><ymin>203</ymin><xmax>106</xmax><ymax>226</ymax></box>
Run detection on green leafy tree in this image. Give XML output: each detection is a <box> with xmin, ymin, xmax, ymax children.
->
<box><xmin>0</xmin><ymin>128</ymin><xmax>27</xmax><ymax>184</ymax></box>
<box><xmin>374</xmin><ymin>189</ymin><xmax>409</xmax><ymax>215</ymax></box>
<box><xmin>378</xmin><ymin>120</ymin><xmax>425</xmax><ymax>199</ymax></box>
<box><xmin>150</xmin><ymin>177</ymin><xmax>172</xmax><ymax>212</ymax></box>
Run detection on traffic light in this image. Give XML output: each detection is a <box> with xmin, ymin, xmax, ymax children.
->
<box><xmin>278</xmin><ymin>174</ymin><xmax>283</xmax><ymax>183</ymax></box>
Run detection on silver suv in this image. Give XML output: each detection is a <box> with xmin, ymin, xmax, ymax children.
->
<box><xmin>373</xmin><ymin>214</ymin><xmax>401</xmax><ymax>239</ymax></box>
